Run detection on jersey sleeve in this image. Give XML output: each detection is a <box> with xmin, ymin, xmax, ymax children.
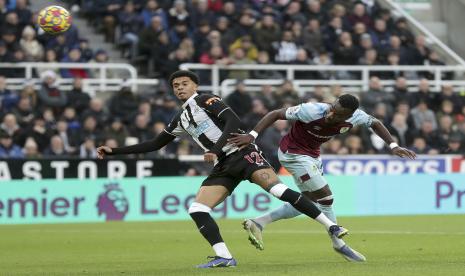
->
<box><xmin>285</xmin><ymin>102</ymin><xmax>327</xmax><ymax>123</ymax></box>
<box><xmin>164</xmin><ymin>112</ymin><xmax>184</xmax><ymax>137</ymax></box>
<box><xmin>197</xmin><ymin>94</ymin><xmax>230</xmax><ymax>117</ymax></box>
<box><xmin>348</xmin><ymin>109</ymin><xmax>374</xmax><ymax>128</ymax></box>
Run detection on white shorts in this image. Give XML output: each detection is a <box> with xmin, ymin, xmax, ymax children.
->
<box><xmin>278</xmin><ymin>149</ymin><xmax>328</xmax><ymax>192</ymax></box>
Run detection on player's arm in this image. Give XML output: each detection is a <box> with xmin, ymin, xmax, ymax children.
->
<box><xmin>370</xmin><ymin>119</ymin><xmax>417</xmax><ymax>159</ymax></box>
<box><xmin>97</xmin><ymin>112</ymin><xmax>184</xmax><ymax>159</ymax></box>
<box><xmin>96</xmin><ymin>131</ymin><xmax>176</xmax><ymax>159</ymax></box>
<box><xmin>228</xmin><ymin>108</ymin><xmax>287</xmax><ymax>148</ymax></box>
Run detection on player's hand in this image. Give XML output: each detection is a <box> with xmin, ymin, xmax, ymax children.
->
<box><xmin>392</xmin><ymin>146</ymin><xmax>416</xmax><ymax>159</ymax></box>
<box><xmin>204</xmin><ymin>152</ymin><xmax>217</xmax><ymax>163</ymax></box>
<box><xmin>228</xmin><ymin>133</ymin><xmax>254</xmax><ymax>149</ymax></box>
<box><xmin>96</xmin><ymin>146</ymin><xmax>112</xmax><ymax>159</ymax></box>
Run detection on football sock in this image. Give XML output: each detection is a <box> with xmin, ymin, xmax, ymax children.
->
<box><xmin>212</xmin><ymin>242</ymin><xmax>233</xmax><ymax>259</ymax></box>
<box><xmin>189</xmin><ymin>202</ymin><xmax>232</xmax><ymax>259</ymax></box>
<box><xmin>269</xmin><ymin>184</ymin><xmax>331</xmax><ymax>225</ymax></box>
<box><xmin>317</xmin><ymin>203</ymin><xmax>345</xmax><ymax>248</ymax></box>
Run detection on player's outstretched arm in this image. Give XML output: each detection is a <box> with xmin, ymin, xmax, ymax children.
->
<box><xmin>96</xmin><ymin>131</ymin><xmax>176</xmax><ymax>159</ymax></box>
<box><xmin>370</xmin><ymin>119</ymin><xmax>417</xmax><ymax>159</ymax></box>
<box><xmin>228</xmin><ymin>108</ymin><xmax>287</xmax><ymax>148</ymax></box>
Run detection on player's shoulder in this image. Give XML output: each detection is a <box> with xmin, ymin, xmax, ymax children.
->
<box><xmin>300</xmin><ymin>102</ymin><xmax>330</xmax><ymax>116</ymax></box>
<box><xmin>195</xmin><ymin>93</ymin><xmax>222</xmax><ymax>106</ymax></box>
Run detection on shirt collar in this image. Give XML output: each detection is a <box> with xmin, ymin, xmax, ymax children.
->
<box><xmin>181</xmin><ymin>93</ymin><xmax>199</xmax><ymax>109</ymax></box>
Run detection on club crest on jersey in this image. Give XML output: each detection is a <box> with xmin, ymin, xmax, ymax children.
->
<box><xmin>340</xmin><ymin>126</ymin><xmax>350</xmax><ymax>133</ymax></box>
<box><xmin>205</xmin><ymin>97</ymin><xmax>220</xmax><ymax>105</ymax></box>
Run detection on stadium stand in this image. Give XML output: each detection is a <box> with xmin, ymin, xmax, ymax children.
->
<box><xmin>0</xmin><ymin>0</ymin><xmax>464</xmax><ymax>176</ymax></box>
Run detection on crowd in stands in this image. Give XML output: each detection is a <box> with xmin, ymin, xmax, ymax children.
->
<box><xmin>0</xmin><ymin>0</ymin><xmax>464</xmax><ymax>175</ymax></box>
<box><xmin>72</xmin><ymin>0</ymin><xmax>447</xmax><ymax>79</ymax></box>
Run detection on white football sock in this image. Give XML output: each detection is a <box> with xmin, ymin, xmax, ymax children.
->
<box><xmin>317</xmin><ymin>203</ymin><xmax>345</xmax><ymax>248</ymax></box>
<box><xmin>315</xmin><ymin>213</ymin><xmax>336</xmax><ymax>230</ymax></box>
<box><xmin>212</xmin><ymin>242</ymin><xmax>233</xmax><ymax>259</ymax></box>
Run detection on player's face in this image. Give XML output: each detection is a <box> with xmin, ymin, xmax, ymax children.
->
<box><xmin>172</xmin><ymin>76</ymin><xmax>198</xmax><ymax>101</ymax></box>
<box><xmin>325</xmin><ymin>102</ymin><xmax>354</xmax><ymax>125</ymax></box>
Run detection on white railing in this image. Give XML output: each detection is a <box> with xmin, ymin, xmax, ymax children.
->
<box><xmin>0</xmin><ymin>62</ymin><xmax>158</xmax><ymax>92</ymax></box>
<box><xmin>180</xmin><ymin>63</ymin><xmax>465</xmax><ymax>96</ymax></box>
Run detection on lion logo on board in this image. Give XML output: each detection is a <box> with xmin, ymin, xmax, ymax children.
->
<box><xmin>340</xmin><ymin>127</ymin><xmax>350</xmax><ymax>133</ymax></box>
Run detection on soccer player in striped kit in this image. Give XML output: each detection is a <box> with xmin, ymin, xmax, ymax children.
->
<box><xmin>97</xmin><ymin>70</ymin><xmax>349</xmax><ymax>268</ymax></box>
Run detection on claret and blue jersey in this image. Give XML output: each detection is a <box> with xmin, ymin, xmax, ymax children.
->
<box><xmin>280</xmin><ymin>102</ymin><xmax>374</xmax><ymax>157</ymax></box>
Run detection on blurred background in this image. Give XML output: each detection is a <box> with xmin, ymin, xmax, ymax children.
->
<box><xmin>0</xmin><ymin>0</ymin><xmax>464</xmax><ymax>224</ymax></box>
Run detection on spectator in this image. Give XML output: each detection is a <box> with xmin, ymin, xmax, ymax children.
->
<box><xmin>361</xmin><ymin>76</ymin><xmax>395</xmax><ymax>115</ymax></box>
<box><xmin>273</xmin><ymin>30</ymin><xmax>298</xmax><ymax>63</ymax></box>
<box><xmin>104</xmin><ymin>117</ymin><xmax>128</xmax><ymax>147</ymax></box>
<box><xmin>78</xmin><ymin>115</ymin><xmax>103</xmax><ymax>145</ymax></box>
<box><xmin>443</xmin><ymin>135</ymin><xmax>463</xmax><ymax>154</ymax></box>
<box><xmin>81</xmin><ymin>98</ymin><xmax>109</xmax><ymax>128</ymax></box>
<box><xmin>348</xmin><ymin>2</ymin><xmax>371</xmax><ymax>28</ymax></box>
<box><xmin>11</xmin><ymin>97</ymin><xmax>34</xmax><ymax>127</ymax></box>
<box><xmin>79</xmin><ymin>136</ymin><xmax>97</xmax><ymax>158</ymax></box>
<box><xmin>436</xmin><ymin>85</ymin><xmax>462</xmax><ymax>113</ymax></box>
<box><xmin>37</xmin><ymin>71</ymin><xmax>67</xmax><ymax>112</ymax></box>
<box><xmin>199</xmin><ymin>45</ymin><xmax>228</xmax><ymax>65</ymax></box>
<box><xmin>436</xmin><ymin>115</ymin><xmax>459</xmax><ymax>151</ymax></box>
<box><xmin>168</xmin><ymin>0</ymin><xmax>190</xmax><ymax>27</ymax></box>
<box><xmin>138</xmin><ymin>16</ymin><xmax>164</xmax><ymax>58</ymax></box>
<box><xmin>243</xmin><ymin>98</ymin><xmax>269</xmax><ymax>130</ymax></box>
<box><xmin>0</xmin><ymin>76</ymin><xmax>19</xmax><ymax>112</ymax></box>
<box><xmin>387</xmin><ymin>112</ymin><xmax>415</xmax><ymax>147</ymax></box>
<box><xmin>322</xmin><ymin>16</ymin><xmax>344</xmax><ymax>52</ymax></box>
<box><xmin>99</xmin><ymin>0</ymin><xmax>123</xmax><ymax>43</ymax></box>
<box><xmin>0</xmin><ymin>130</ymin><xmax>23</xmax><ymax>158</ymax></box>
<box><xmin>253</xmin><ymin>13</ymin><xmax>281</xmax><ymax>55</ymax></box>
<box><xmin>409</xmin><ymin>78</ymin><xmax>435</xmax><ymax>108</ymax></box>
<box><xmin>190</xmin><ymin>0</ymin><xmax>215</xmax><ymax>26</ymax></box>
<box><xmin>302</xmin><ymin>18</ymin><xmax>323</xmax><ymax>56</ymax></box>
<box><xmin>118</xmin><ymin>1</ymin><xmax>144</xmax><ymax>59</ymax></box>
<box><xmin>410</xmin><ymin>136</ymin><xmax>432</xmax><ymax>154</ymax></box>
<box><xmin>333</xmin><ymin>32</ymin><xmax>357</xmax><ymax>65</ymax></box>
<box><xmin>225</xmin><ymin>81</ymin><xmax>252</xmax><ymax>118</ymax></box>
<box><xmin>410</xmin><ymin>35</ymin><xmax>430</xmax><ymax>65</ymax></box>
<box><xmin>128</xmin><ymin>114</ymin><xmax>152</xmax><ymax>142</ymax></box>
<box><xmin>141</xmin><ymin>0</ymin><xmax>168</xmax><ymax>29</ymax></box>
<box><xmin>90</xmin><ymin>49</ymin><xmax>113</xmax><ymax>78</ymax></box>
<box><xmin>19</xmin><ymin>26</ymin><xmax>43</xmax><ymax>61</ymax></box>
<box><xmin>345</xmin><ymin>135</ymin><xmax>364</xmax><ymax>154</ymax></box>
<box><xmin>44</xmin><ymin>135</ymin><xmax>68</xmax><ymax>158</ymax></box>
<box><xmin>229</xmin><ymin>35</ymin><xmax>258</xmax><ymax>61</ymax></box>
<box><xmin>63</xmin><ymin>107</ymin><xmax>81</xmax><ymax>131</ymax></box>
<box><xmin>79</xmin><ymin>39</ymin><xmax>94</xmax><ymax>61</ymax></box>
<box><xmin>411</xmin><ymin>101</ymin><xmax>438</xmax><ymax>130</ymax></box>
<box><xmin>168</xmin><ymin>20</ymin><xmax>192</xmax><ymax>48</ymax></box>
<box><xmin>392</xmin><ymin>76</ymin><xmax>409</xmax><ymax>103</ymax></box>
<box><xmin>23</xmin><ymin>137</ymin><xmax>41</xmax><ymax>159</ymax></box>
<box><xmin>393</xmin><ymin>17</ymin><xmax>414</xmax><ymax>47</ymax></box>
<box><xmin>294</xmin><ymin>49</ymin><xmax>315</xmax><ymax>79</ymax></box>
<box><xmin>304</xmin><ymin>0</ymin><xmax>326</xmax><ymax>23</ymax></box>
<box><xmin>60</xmin><ymin>47</ymin><xmax>89</xmax><ymax>78</ymax></box>
<box><xmin>67</xmin><ymin>78</ymin><xmax>91</xmax><ymax>114</ymax></box>
<box><xmin>323</xmin><ymin>138</ymin><xmax>346</xmax><ymax>155</ymax></box>
<box><xmin>275</xmin><ymin>80</ymin><xmax>299</xmax><ymax>107</ymax></box>
<box><xmin>227</xmin><ymin>48</ymin><xmax>255</xmax><ymax>79</ymax></box>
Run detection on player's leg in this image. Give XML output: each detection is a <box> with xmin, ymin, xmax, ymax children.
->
<box><xmin>252</xmin><ymin>150</ymin><xmax>327</xmax><ymax>228</ymax></box>
<box><xmin>249</xmin><ymin>168</ymin><xmax>346</xmax><ymax>236</ymax></box>
<box><xmin>188</xmin><ymin>183</ymin><xmax>237</xmax><ymax>268</ymax></box>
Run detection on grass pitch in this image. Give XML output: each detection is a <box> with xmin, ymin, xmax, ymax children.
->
<box><xmin>0</xmin><ymin>215</ymin><xmax>464</xmax><ymax>275</ymax></box>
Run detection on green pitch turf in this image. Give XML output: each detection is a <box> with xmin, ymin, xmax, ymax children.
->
<box><xmin>0</xmin><ymin>215</ymin><xmax>464</xmax><ymax>276</ymax></box>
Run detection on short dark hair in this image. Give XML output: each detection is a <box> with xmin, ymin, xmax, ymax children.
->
<box><xmin>338</xmin><ymin>94</ymin><xmax>359</xmax><ymax>111</ymax></box>
<box><xmin>168</xmin><ymin>70</ymin><xmax>199</xmax><ymax>86</ymax></box>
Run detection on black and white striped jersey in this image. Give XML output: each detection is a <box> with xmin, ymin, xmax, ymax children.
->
<box><xmin>164</xmin><ymin>93</ymin><xmax>243</xmax><ymax>156</ymax></box>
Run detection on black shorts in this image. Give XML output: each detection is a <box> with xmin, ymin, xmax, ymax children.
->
<box><xmin>202</xmin><ymin>145</ymin><xmax>273</xmax><ymax>194</ymax></box>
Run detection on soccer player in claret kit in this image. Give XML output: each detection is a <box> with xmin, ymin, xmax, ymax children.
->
<box><xmin>97</xmin><ymin>70</ymin><xmax>350</xmax><ymax>268</ymax></box>
<box><xmin>228</xmin><ymin>94</ymin><xmax>417</xmax><ymax>262</ymax></box>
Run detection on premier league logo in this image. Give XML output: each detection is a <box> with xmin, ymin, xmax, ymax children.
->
<box><xmin>96</xmin><ymin>183</ymin><xmax>129</xmax><ymax>221</ymax></box>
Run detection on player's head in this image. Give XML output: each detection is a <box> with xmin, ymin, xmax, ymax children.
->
<box><xmin>326</xmin><ymin>94</ymin><xmax>359</xmax><ymax>124</ymax></box>
<box><xmin>169</xmin><ymin>70</ymin><xmax>199</xmax><ymax>101</ymax></box>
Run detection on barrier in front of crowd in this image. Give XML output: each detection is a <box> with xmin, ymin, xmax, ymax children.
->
<box><xmin>180</xmin><ymin>63</ymin><xmax>465</xmax><ymax>96</ymax></box>
<box><xmin>0</xmin><ymin>173</ymin><xmax>463</xmax><ymax>224</ymax></box>
<box><xmin>0</xmin><ymin>62</ymin><xmax>159</xmax><ymax>93</ymax></box>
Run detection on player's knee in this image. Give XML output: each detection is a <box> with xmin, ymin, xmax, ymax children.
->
<box><xmin>317</xmin><ymin>195</ymin><xmax>334</xmax><ymax>206</ymax></box>
<box><xmin>269</xmin><ymin>183</ymin><xmax>289</xmax><ymax>198</ymax></box>
<box><xmin>188</xmin><ymin>202</ymin><xmax>212</xmax><ymax>214</ymax></box>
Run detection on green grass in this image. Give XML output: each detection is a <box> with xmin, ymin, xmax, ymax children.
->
<box><xmin>0</xmin><ymin>215</ymin><xmax>464</xmax><ymax>275</ymax></box>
